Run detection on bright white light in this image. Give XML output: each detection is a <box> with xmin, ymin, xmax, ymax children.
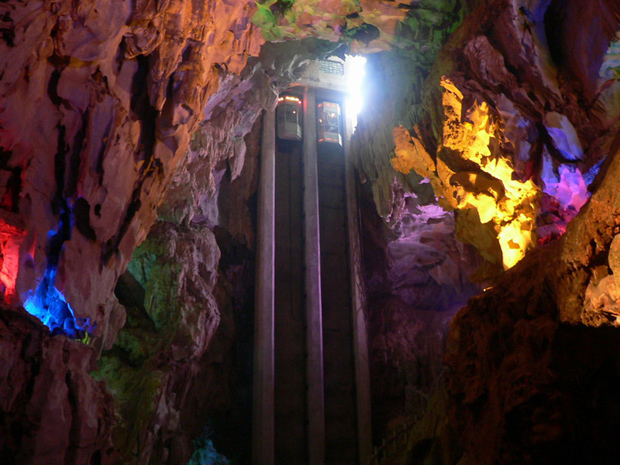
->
<box><xmin>345</xmin><ymin>55</ymin><xmax>366</xmax><ymax>129</ymax></box>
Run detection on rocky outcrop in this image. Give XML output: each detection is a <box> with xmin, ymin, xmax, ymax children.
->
<box><xmin>93</xmin><ymin>109</ymin><xmax>263</xmax><ymax>463</ymax></box>
<box><xmin>354</xmin><ymin>0</ymin><xmax>620</xmax><ymax>462</ymax></box>
<box><xmin>0</xmin><ymin>0</ymin><xmax>265</xmax><ymax>341</ymax></box>
<box><xmin>356</xmin><ymin>0</ymin><xmax>618</xmax><ymax>279</ymax></box>
<box><xmin>357</xmin><ymin>170</ymin><xmax>481</xmax><ymax>447</ymax></box>
<box><xmin>96</xmin><ymin>221</ymin><xmax>222</xmax><ymax>463</ymax></box>
<box><xmin>446</xmin><ymin>138</ymin><xmax>620</xmax><ymax>464</ymax></box>
<box><xmin>425</xmin><ymin>2</ymin><xmax>620</xmax><ymax>464</ymax></box>
<box><xmin>0</xmin><ymin>305</ymin><xmax>118</xmax><ymax>465</ymax></box>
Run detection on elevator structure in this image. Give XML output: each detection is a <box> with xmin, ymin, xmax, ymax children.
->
<box><xmin>253</xmin><ymin>57</ymin><xmax>371</xmax><ymax>465</ymax></box>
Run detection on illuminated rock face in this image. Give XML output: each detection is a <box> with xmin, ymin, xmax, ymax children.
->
<box><xmin>0</xmin><ymin>0</ymin><xmax>619</xmax><ymax>464</ymax></box>
<box><xmin>393</xmin><ymin>91</ymin><xmax>541</xmax><ymax>271</ymax></box>
<box><xmin>428</xmin><ymin>2</ymin><xmax>620</xmax><ymax>464</ymax></box>
<box><xmin>352</xmin><ymin>0</ymin><xmax>620</xmax><ymax>462</ymax></box>
<box><xmin>376</xmin><ymin>5</ymin><xmax>617</xmax><ymax>277</ymax></box>
<box><xmin>446</xmin><ymin>142</ymin><xmax>620</xmax><ymax>464</ymax></box>
<box><xmin>0</xmin><ymin>0</ymin><xmax>264</xmax><ymax>338</ymax></box>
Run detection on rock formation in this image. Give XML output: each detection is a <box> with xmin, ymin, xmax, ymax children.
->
<box><xmin>352</xmin><ymin>0</ymin><xmax>620</xmax><ymax>463</ymax></box>
<box><xmin>0</xmin><ymin>305</ymin><xmax>118</xmax><ymax>464</ymax></box>
<box><xmin>0</xmin><ymin>0</ymin><xmax>619</xmax><ymax>464</ymax></box>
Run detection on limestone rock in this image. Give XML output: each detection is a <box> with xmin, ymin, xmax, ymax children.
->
<box><xmin>543</xmin><ymin>112</ymin><xmax>584</xmax><ymax>161</ymax></box>
<box><xmin>0</xmin><ymin>305</ymin><xmax>118</xmax><ymax>464</ymax></box>
<box><xmin>0</xmin><ymin>0</ymin><xmax>265</xmax><ymax>337</ymax></box>
<box><xmin>446</xmin><ymin>133</ymin><xmax>620</xmax><ymax>465</ymax></box>
<box><xmin>1</xmin><ymin>0</ymin><xmax>620</xmax><ymax>463</ymax></box>
<box><xmin>95</xmin><ymin>221</ymin><xmax>223</xmax><ymax>463</ymax></box>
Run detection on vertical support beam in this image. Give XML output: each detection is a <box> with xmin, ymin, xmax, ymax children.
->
<box><xmin>344</xmin><ymin>107</ymin><xmax>373</xmax><ymax>465</ymax></box>
<box><xmin>303</xmin><ymin>86</ymin><xmax>326</xmax><ymax>465</ymax></box>
<box><xmin>253</xmin><ymin>107</ymin><xmax>276</xmax><ymax>465</ymax></box>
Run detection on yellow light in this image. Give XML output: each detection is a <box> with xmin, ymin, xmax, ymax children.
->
<box><xmin>440</xmin><ymin>81</ymin><xmax>540</xmax><ymax>270</ymax></box>
<box><xmin>279</xmin><ymin>95</ymin><xmax>301</xmax><ymax>105</ymax></box>
<box><xmin>392</xmin><ymin>77</ymin><xmax>541</xmax><ymax>272</ymax></box>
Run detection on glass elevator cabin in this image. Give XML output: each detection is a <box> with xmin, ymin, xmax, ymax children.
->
<box><xmin>253</xmin><ymin>57</ymin><xmax>371</xmax><ymax>465</ymax></box>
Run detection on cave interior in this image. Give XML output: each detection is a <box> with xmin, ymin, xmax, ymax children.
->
<box><xmin>1</xmin><ymin>0</ymin><xmax>620</xmax><ymax>464</ymax></box>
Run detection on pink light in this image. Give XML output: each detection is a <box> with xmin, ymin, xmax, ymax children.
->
<box><xmin>0</xmin><ymin>219</ymin><xmax>26</xmax><ymax>302</ymax></box>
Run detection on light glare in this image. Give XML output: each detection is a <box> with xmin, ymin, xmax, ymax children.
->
<box><xmin>345</xmin><ymin>55</ymin><xmax>366</xmax><ymax>128</ymax></box>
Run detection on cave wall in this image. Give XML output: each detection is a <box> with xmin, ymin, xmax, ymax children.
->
<box><xmin>350</xmin><ymin>0</ymin><xmax>620</xmax><ymax>462</ymax></box>
<box><xmin>421</xmin><ymin>5</ymin><xmax>620</xmax><ymax>463</ymax></box>
<box><xmin>356</xmin><ymin>165</ymin><xmax>481</xmax><ymax>444</ymax></box>
<box><xmin>0</xmin><ymin>0</ymin><xmax>270</xmax><ymax>339</ymax></box>
<box><xmin>1</xmin><ymin>0</ymin><xmax>470</xmax><ymax>462</ymax></box>
<box><xmin>1</xmin><ymin>0</ymin><xmax>620</xmax><ymax>464</ymax></box>
<box><xmin>447</xmin><ymin>144</ymin><xmax>620</xmax><ymax>464</ymax></box>
<box><xmin>0</xmin><ymin>305</ymin><xmax>118</xmax><ymax>464</ymax></box>
<box><xmin>1</xmin><ymin>2</ymin><xmax>269</xmax><ymax>461</ymax></box>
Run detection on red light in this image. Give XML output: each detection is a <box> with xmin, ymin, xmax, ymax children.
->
<box><xmin>0</xmin><ymin>218</ymin><xmax>26</xmax><ymax>302</ymax></box>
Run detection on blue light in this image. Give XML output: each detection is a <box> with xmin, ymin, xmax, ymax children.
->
<box><xmin>23</xmin><ymin>266</ymin><xmax>89</xmax><ymax>338</ymax></box>
<box><xmin>22</xmin><ymin>204</ymin><xmax>93</xmax><ymax>339</ymax></box>
<box><xmin>583</xmin><ymin>157</ymin><xmax>606</xmax><ymax>186</ymax></box>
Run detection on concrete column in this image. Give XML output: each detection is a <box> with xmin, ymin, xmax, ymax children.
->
<box><xmin>302</xmin><ymin>86</ymin><xmax>326</xmax><ymax>465</ymax></box>
<box><xmin>253</xmin><ymin>107</ymin><xmax>276</xmax><ymax>465</ymax></box>
<box><xmin>344</xmin><ymin>106</ymin><xmax>373</xmax><ymax>465</ymax></box>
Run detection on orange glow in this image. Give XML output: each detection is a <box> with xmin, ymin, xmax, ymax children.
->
<box><xmin>278</xmin><ymin>95</ymin><xmax>301</xmax><ymax>104</ymax></box>
<box><xmin>443</xmin><ymin>79</ymin><xmax>540</xmax><ymax>270</ymax></box>
<box><xmin>392</xmin><ymin>77</ymin><xmax>540</xmax><ymax>271</ymax></box>
<box><xmin>0</xmin><ymin>217</ymin><xmax>26</xmax><ymax>302</ymax></box>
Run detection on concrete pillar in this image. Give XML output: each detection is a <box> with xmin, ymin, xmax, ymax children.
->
<box><xmin>253</xmin><ymin>107</ymin><xmax>276</xmax><ymax>465</ymax></box>
<box><xmin>302</xmin><ymin>86</ymin><xmax>326</xmax><ymax>465</ymax></box>
<box><xmin>344</xmin><ymin>106</ymin><xmax>373</xmax><ymax>464</ymax></box>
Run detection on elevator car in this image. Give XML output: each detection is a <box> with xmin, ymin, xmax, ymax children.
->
<box><xmin>276</xmin><ymin>95</ymin><xmax>303</xmax><ymax>141</ymax></box>
<box><xmin>317</xmin><ymin>101</ymin><xmax>342</xmax><ymax>146</ymax></box>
